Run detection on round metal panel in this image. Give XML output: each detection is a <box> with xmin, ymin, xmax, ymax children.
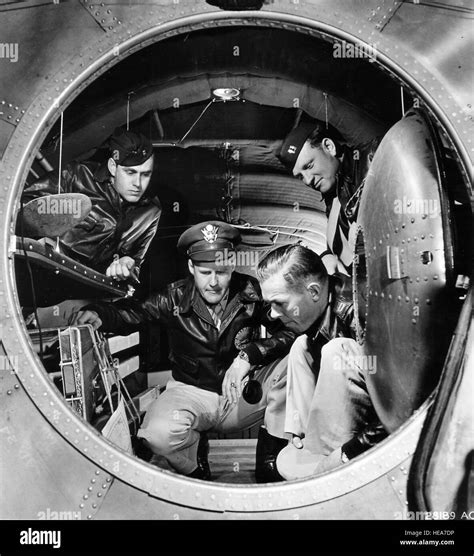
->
<box><xmin>356</xmin><ymin>109</ymin><xmax>455</xmax><ymax>433</ymax></box>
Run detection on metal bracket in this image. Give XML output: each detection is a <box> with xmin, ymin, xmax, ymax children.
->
<box><xmin>0</xmin><ymin>100</ymin><xmax>25</xmax><ymax>127</ymax></box>
<box><xmin>79</xmin><ymin>0</ymin><xmax>123</xmax><ymax>32</ymax></box>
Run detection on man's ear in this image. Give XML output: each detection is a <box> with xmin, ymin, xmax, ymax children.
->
<box><xmin>306</xmin><ymin>281</ymin><xmax>322</xmax><ymax>302</ymax></box>
<box><xmin>188</xmin><ymin>259</ymin><xmax>195</xmax><ymax>276</ymax></box>
<box><xmin>107</xmin><ymin>157</ymin><xmax>117</xmax><ymax>177</ymax></box>
<box><xmin>321</xmin><ymin>138</ymin><xmax>337</xmax><ymax>157</ymax></box>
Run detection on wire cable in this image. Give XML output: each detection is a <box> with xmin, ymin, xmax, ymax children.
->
<box><xmin>180</xmin><ymin>99</ymin><xmax>215</xmax><ymax>143</ymax></box>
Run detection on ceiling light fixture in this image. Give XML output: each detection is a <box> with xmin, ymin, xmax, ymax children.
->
<box><xmin>179</xmin><ymin>88</ymin><xmax>242</xmax><ymax>142</ymax></box>
<box><xmin>212</xmin><ymin>87</ymin><xmax>241</xmax><ymax>101</ymax></box>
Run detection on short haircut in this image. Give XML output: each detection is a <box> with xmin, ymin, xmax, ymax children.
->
<box><xmin>306</xmin><ymin>122</ymin><xmax>343</xmax><ymax>156</ymax></box>
<box><xmin>256</xmin><ymin>244</ymin><xmax>328</xmax><ymax>292</ymax></box>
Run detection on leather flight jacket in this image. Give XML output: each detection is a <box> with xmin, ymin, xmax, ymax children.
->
<box><xmin>22</xmin><ymin>161</ymin><xmax>161</xmax><ymax>274</ymax></box>
<box><xmin>304</xmin><ymin>274</ymin><xmax>387</xmax><ymax>458</ymax></box>
<box><xmin>321</xmin><ymin>139</ymin><xmax>380</xmax><ymax>274</ymax></box>
<box><xmin>323</xmin><ymin>138</ymin><xmax>381</xmax><ymax>225</ymax></box>
<box><xmin>86</xmin><ymin>272</ymin><xmax>296</xmax><ymax>394</ymax></box>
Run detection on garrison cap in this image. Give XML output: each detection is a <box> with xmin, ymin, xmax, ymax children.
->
<box><xmin>178</xmin><ymin>221</ymin><xmax>241</xmax><ymax>264</ymax></box>
<box><xmin>278</xmin><ymin>122</ymin><xmax>317</xmax><ymax>171</ymax></box>
<box><xmin>107</xmin><ymin>128</ymin><xmax>154</xmax><ymax>167</ymax></box>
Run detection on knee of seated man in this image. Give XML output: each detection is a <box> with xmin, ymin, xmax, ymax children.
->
<box><xmin>140</xmin><ymin>410</ymin><xmax>193</xmax><ymax>455</ymax></box>
<box><xmin>321</xmin><ymin>337</ymin><xmax>347</xmax><ymax>359</ymax></box>
<box><xmin>321</xmin><ymin>337</ymin><xmax>363</xmax><ymax>379</ymax></box>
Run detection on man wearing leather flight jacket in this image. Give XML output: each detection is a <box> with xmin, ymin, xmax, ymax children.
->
<box><xmin>73</xmin><ymin>221</ymin><xmax>295</xmax><ymax>482</ymax></box>
<box><xmin>87</xmin><ymin>271</ymin><xmax>294</xmax><ymax>394</ymax></box>
<box><xmin>278</xmin><ymin>120</ymin><xmax>380</xmax><ymax>276</ymax></box>
<box><xmin>22</xmin><ymin>129</ymin><xmax>161</xmax><ymax>279</ymax></box>
<box><xmin>256</xmin><ymin>244</ymin><xmax>387</xmax><ymax>480</ymax></box>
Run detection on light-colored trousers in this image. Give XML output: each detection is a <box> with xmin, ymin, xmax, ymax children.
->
<box><xmin>284</xmin><ymin>335</ymin><xmax>374</xmax><ymax>455</ymax></box>
<box><xmin>34</xmin><ymin>300</ymin><xmax>289</xmax><ymax>475</ymax></box>
<box><xmin>137</xmin><ymin>356</ymin><xmax>288</xmax><ymax>475</ymax></box>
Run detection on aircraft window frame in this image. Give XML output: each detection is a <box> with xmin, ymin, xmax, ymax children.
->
<box><xmin>2</xmin><ymin>9</ymin><xmax>471</xmax><ymax>514</ymax></box>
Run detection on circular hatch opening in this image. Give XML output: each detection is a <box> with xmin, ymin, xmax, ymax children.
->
<box><xmin>3</xmin><ymin>10</ymin><xmax>471</xmax><ymax>514</ymax></box>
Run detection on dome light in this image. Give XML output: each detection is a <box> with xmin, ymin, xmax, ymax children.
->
<box><xmin>212</xmin><ymin>88</ymin><xmax>241</xmax><ymax>101</ymax></box>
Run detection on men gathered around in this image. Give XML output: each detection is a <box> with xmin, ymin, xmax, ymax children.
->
<box><xmin>70</xmin><ymin>221</ymin><xmax>296</xmax><ymax>481</ymax></box>
<box><xmin>256</xmin><ymin>244</ymin><xmax>387</xmax><ymax>479</ymax></box>
<box><xmin>22</xmin><ymin>128</ymin><xmax>161</xmax><ymax>280</ymax></box>
<box><xmin>278</xmin><ymin>121</ymin><xmax>380</xmax><ymax>275</ymax></box>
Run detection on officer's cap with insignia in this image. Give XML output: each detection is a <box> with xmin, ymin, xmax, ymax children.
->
<box><xmin>277</xmin><ymin>122</ymin><xmax>317</xmax><ymax>171</ymax></box>
<box><xmin>177</xmin><ymin>221</ymin><xmax>241</xmax><ymax>265</ymax></box>
<box><xmin>107</xmin><ymin>127</ymin><xmax>154</xmax><ymax>167</ymax></box>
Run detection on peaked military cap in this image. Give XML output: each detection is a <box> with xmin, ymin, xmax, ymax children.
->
<box><xmin>278</xmin><ymin>122</ymin><xmax>318</xmax><ymax>171</ymax></box>
<box><xmin>177</xmin><ymin>221</ymin><xmax>241</xmax><ymax>264</ymax></box>
<box><xmin>107</xmin><ymin>128</ymin><xmax>154</xmax><ymax>167</ymax></box>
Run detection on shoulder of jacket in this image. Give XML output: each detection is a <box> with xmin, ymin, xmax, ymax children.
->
<box><xmin>138</xmin><ymin>194</ymin><xmax>162</xmax><ymax>211</ymax></box>
<box><xmin>64</xmin><ymin>161</ymin><xmax>105</xmax><ymax>187</ymax></box>
<box><xmin>71</xmin><ymin>160</ymin><xmax>97</xmax><ymax>175</ymax></box>
<box><xmin>149</xmin><ymin>196</ymin><xmax>162</xmax><ymax>209</ymax></box>
<box><xmin>145</xmin><ymin>279</ymin><xmax>189</xmax><ymax>311</ymax></box>
<box><xmin>166</xmin><ymin>277</ymin><xmax>189</xmax><ymax>294</ymax></box>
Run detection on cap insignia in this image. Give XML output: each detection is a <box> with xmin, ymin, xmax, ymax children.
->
<box><xmin>201</xmin><ymin>224</ymin><xmax>219</xmax><ymax>243</ymax></box>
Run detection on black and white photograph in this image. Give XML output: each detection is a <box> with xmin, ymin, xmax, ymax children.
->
<box><xmin>0</xmin><ymin>0</ymin><xmax>472</xmax><ymax>553</ymax></box>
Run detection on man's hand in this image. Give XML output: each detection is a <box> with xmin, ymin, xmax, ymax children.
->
<box><xmin>69</xmin><ymin>310</ymin><xmax>102</xmax><ymax>331</ymax></box>
<box><xmin>106</xmin><ymin>255</ymin><xmax>136</xmax><ymax>281</ymax></box>
<box><xmin>222</xmin><ymin>356</ymin><xmax>251</xmax><ymax>405</ymax></box>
